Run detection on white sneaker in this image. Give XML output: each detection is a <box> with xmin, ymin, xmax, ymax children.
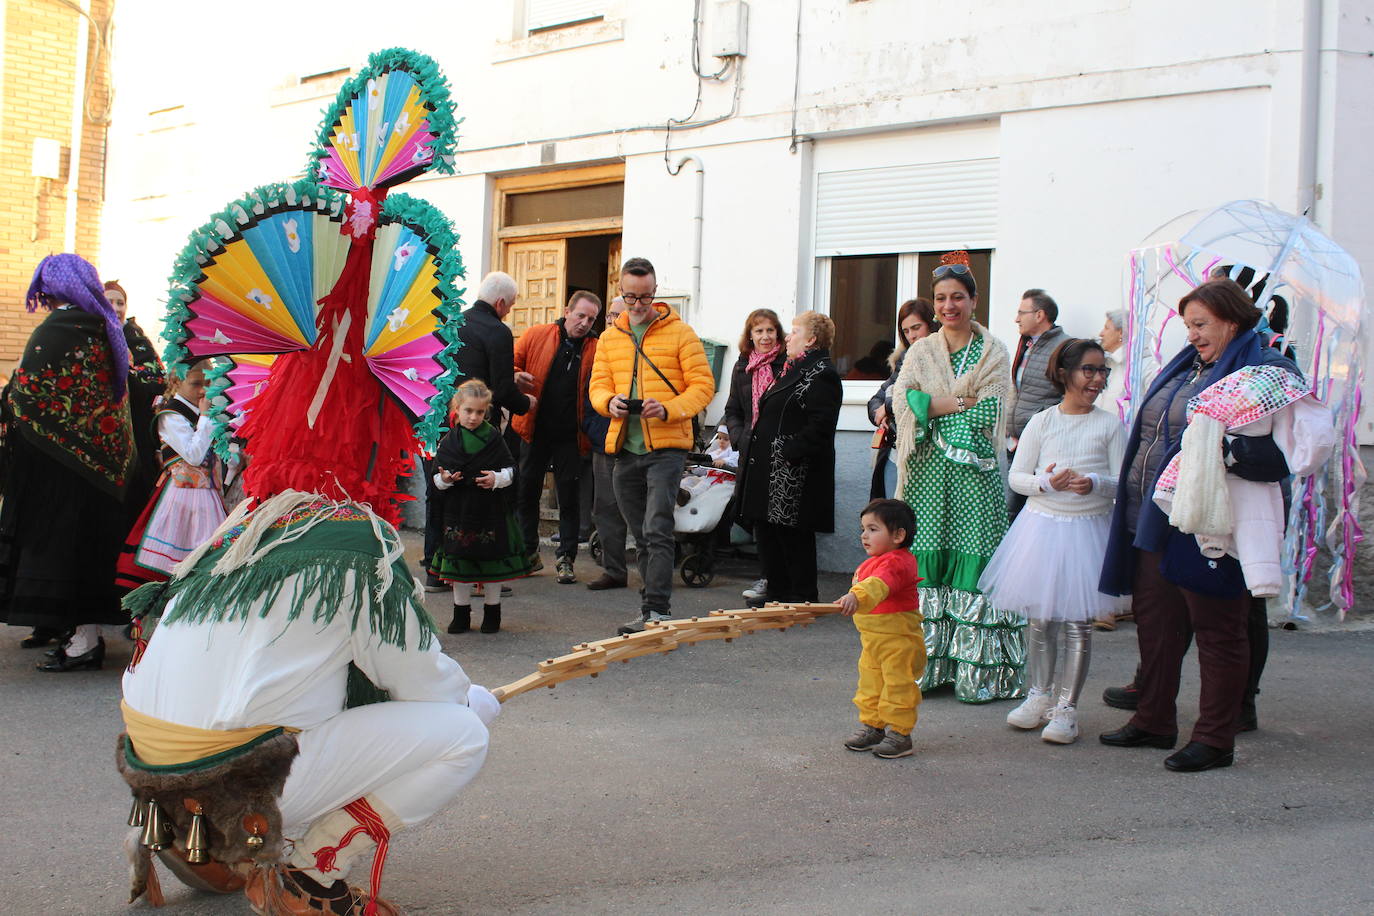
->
<box><xmin>1006</xmin><ymin>689</ymin><xmax>1054</xmax><ymax>729</ymax></box>
<box><xmin>1041</xmin><ymin>703</ymin><xmax>1079</xmax><ymax>744</ymax></box>
<box><xmin>742</xmin><ymin>578</ymin><xmax>767</xmax><ymax>600</ymax></box>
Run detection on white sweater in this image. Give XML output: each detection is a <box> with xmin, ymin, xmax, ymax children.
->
<box><xmin>1009</xmin><ymin>405</ymin><xmax>1126</xmax><ymax>517</ymax></box>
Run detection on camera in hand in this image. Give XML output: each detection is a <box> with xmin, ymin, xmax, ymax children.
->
<box><xmin>624</xmin><ymin>398</ymin><xmax>644</xmax><ymax>414</ymax></box>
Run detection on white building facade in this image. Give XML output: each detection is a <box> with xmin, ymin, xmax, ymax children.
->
<box><xmin>102</xmin><ymin>0</ymin><xmax>1374</xmax><ymax>571</ymax></box>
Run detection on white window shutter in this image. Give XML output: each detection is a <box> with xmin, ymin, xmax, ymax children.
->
<box><xmin>815</xmin><ymin>158</ymin><xmax>999</xmax><ymax>256</ymax></box>
<box><xmin>526</xmin><ymin>0</ymin><xmax>605</xmax><ymax>31</ymax></box>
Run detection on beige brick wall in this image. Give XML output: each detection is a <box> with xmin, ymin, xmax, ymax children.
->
<box><xmin>0</xmin><ymin>0</ymin><xmax>110</xmax><ymax>369</ymax></box>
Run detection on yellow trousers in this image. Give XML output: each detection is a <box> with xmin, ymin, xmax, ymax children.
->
<box><xmin>853</xmin><ymin>610</ymin><xmax>926</xmax><ymax>735</ymax></box>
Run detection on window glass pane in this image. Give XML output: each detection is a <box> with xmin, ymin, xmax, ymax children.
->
<box><xmin>527</xmin><ymin>0</ymin><xmax>604</xmax><ymax>33</ymax></box>
<box><xmin>828</xmin><ymin>254</ymin><xmax>898</xmax><ymax>380</ymax></box>
<box><xmin>504</xmin><ymin>183</ymin><xmax>624</xmax><ymax>227</ymax></box>
<box><xmin>915</xmin><ymin>249</ymin><xmax>993</xmax><ymax>328</ymax></box>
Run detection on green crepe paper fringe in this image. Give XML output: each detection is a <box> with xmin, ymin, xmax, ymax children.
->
<box><xmin>156</xmin><ymin>549</ymin><xmax>437</xmax><ymax>652</ymax></box>
<box><xmin>305</xmin><ymin>47</ymin><xmax>459</xmax><ymax>190</ymax></box>
<box><xmin>346</xmin><ymin>662</ymin><xmax>393</xmax><ymax>709</ymax></box>
<box><xmin>202</xmin><ymin>357</ymin><xmax>239</xmax><ymax>461</ymax></box>
<box><xmin>122</xmin><ymin>580</ymin><xmax>171</xmax><ymax>620</ymax></box>
<box><xmin>160</xmin><ymin>179</ymin><xmax>345</xmax><ymax>377</ymax></box>
<box><xmin>379</xmin><ymin>192</ymin><xmax>467</xmax><ymax>452</ymax></box>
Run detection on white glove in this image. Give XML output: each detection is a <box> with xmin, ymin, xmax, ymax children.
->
<box><xmin>466</xmin><ymin>685</ymin><xmax>500</xmax><ymax>726</ymax></box>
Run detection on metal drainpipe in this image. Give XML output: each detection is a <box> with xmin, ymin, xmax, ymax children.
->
<box><xmin>64</xmin><ymin>0</ymin><xmax>91</xmax><ymax>254</ymax></box>
<box><xmin>671</xmin><ymin>154</ymin><xmax>704</xmax><ymax>322</ymax></box>
<box><xmin>1296</xmin><ymin>0</ymin><xmax>1324</xmax><ymax>218</ymax></box>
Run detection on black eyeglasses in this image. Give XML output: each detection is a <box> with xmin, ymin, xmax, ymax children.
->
<box><xmin>621</xmin><ymin>293</ymin><xmax>657</xmax><ymax>304</ymax></box>
<box><xmin>933</xmin><ymin>264</ymin><xmax>972</xmax><ymax>279</ymax></box>
<box><xmin>1078</xmin><ymin>365</ymin><xmax>1113</xmax><ymax>379</ymax></box>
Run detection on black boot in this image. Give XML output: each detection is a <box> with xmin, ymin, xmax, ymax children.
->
<box><xmin>20</xmin><ymin>627</ymin><xmax>65</xmax><ymax>649</ymax></box>
<box><xmin>1236</xmin><ymin>690</ymin><xmax>1258</xmax><ymax>733</ymax></box>
<box><xmin>448</xmin><ymin>605</ymin><xmax>471</xmax><ymax>634</ymax></box>
<box><xmin>480</xmin><ymin>603</ymin><xmax>501</xmax><ymax>634</ymax></box>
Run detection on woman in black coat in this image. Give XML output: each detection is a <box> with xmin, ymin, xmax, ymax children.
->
<box><xmin>721</xmin><ymin>309</ymin><xmax>787</xmax><ymax>458</ymax></box>
<box><xmin>737</xmin><ymin>311</ymin><xmax>842</xmax><ymax>604</ymax></box>
<box><xmin>867</xmin><ymin>298</ymin><xmax>937</xmax><ymax>499</ymax></box>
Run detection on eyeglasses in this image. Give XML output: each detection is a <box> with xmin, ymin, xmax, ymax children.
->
<box><xmin>1016</xmin><ymin>309</ymin><xmax>1039</xmax><ymax>317</ymax></box>
<box><xmin>1078</xmin><ymin>365</ymin><xmax>1113</xmax><ymax>379</ymax></box>
<box><xmin>933</xmin><ymin>264</ymin><xmax>972</xmax><ymax>279</ymax></box>
<box><xmin>621</xmin><ymin>292</ymin><xmax>657</xmax><ymax>304</ymax></box>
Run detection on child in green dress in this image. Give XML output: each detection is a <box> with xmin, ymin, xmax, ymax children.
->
<box><xmin>429</xmin><ymin>379</ymin><xmax>533</xmax><ymax>633</ymax></box>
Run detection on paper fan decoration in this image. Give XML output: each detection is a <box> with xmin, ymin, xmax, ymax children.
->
<box><xmin>203</xmin><ymin>354</ymin><xmax>276</xmax><ymax>459</ymax></box>
<box><xmin>158</xmin><ymin>49</ymin><xmax>465</xmax><ymax>523</ymax></box>
<box><xmin>308</xmin><ymin>47</ymin><xmax>458</xmax><ymax>193</ymax></box>
<box><xmin>163</xmin><ymin>179</ymin><xmax>349</xmax><ymax>365</ymax></box>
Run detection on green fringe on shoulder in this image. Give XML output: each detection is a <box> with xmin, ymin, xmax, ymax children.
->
<box><xmin>156</xmin><ymin>548</ymin><xmax>436</xmax><ymax>651</ymax></box>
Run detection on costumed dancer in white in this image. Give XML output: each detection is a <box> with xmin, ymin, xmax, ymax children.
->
<box><xmin>116</xmin><ymin>48</ymin><xmax>495</xmax><ymax>916</ymax></box>
<box><xmin>979</xmin><ymin>339</ymin><xmax>1125</xmax><ymax>744</ymax></box>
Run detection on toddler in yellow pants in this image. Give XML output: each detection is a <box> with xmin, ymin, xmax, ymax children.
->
<box><xmin>836</xmin><ymin>499</ymin><xmax>926</xmax><ymax>759</ymax></box>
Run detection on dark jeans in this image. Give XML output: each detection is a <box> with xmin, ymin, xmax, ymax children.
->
<box><xmin>754</xmin><ymin>521</ymin><xmax>819</xmax><ymax>603</ymax></box>
<box><xmin>1129</xmin><ymin>549</ymin><xmax>1250</xmax><ymax>749</ymax></box>
<box><xmin>517</xmin><ymin>434</ymin><xmax>583</xmax><ymax>560</ymax></box>
<box><xmin>613</xmin><ymin>448</ymin><xmax>687</xmax><ymax>614</ymax></box>
<box><xmin>591</xmin><ymin>450</ymin><xmax>627</xmax><ymax>581</ymax></box>
<box><xmin>578</xmin><ymin>455</ymin><xmax>594</xmax><ymax>540</ymax></box>
<box><xmin>422</xmin><ymin>455</ymin><xmax>442</xmax><ymax>570</ymax></box>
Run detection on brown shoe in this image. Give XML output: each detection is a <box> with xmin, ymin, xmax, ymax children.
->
<box><xmin>244</xmin><ymin>864</ymin><xmax>399</xmax><ymax>916</ymax></box>
<box><xmin>586</xmin><ymin>573</ymin><xmax>627</xmax><ymax>591</ymax></box>
<box><xmin>155</xmin><ymin>845</ymin><xmax>246</xmax><ymax>894</ymax></box>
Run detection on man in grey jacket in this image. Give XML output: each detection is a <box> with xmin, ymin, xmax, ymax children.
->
<box><xmin>1008</xmin><ymin>288</ymin><xmax>1068</xmax><ymax>514</ymax></box>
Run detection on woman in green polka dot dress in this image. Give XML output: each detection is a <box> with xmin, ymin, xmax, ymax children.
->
<box><xmin>891</xmin><ymin>252</ymin><xmax>1026</xmax><ymax>703</ymax></box>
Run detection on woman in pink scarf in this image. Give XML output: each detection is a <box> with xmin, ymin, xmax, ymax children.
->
<box><xmin>721</xmin><ymin>309</ymin><xmax>786</xmax><ymax>601</ymax></box>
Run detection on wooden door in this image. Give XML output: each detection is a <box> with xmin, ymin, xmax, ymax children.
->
<box><xmin>505</xmin><ymin>239</ymin><xmax>566</xmax><ymax>336</ymax></box>
<box><xmin>606</xmin><ymin>235</ymin><xmax>622</xmax><ymax>307</ymax></box>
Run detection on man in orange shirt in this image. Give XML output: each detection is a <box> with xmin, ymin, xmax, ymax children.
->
<box><xmin>512</xmin><ymin>291</ymin><xmax>602</xmax><ymax>584</ymax></box>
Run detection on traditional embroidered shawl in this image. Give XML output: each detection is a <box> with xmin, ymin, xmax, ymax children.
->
<box><xmin>891</xmin><ymin>322</ymin><xmax>1011</xmax><ymax>496</ymax></box>
<box><xmin>5</xmin><ymin>307</ymin><xmax>135</xmax><ymax>498</ymax></box>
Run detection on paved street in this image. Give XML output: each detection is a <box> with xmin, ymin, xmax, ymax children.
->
<box><xmin>2</xmin><ymin>533</ymin><xmax>1371</xmax><ymax>915</ymax></box>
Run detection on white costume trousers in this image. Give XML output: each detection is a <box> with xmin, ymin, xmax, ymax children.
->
<box><xmin>279</xmin><ymin>700</ymin><xmax>489</xmax><ymax>839</ymax></box>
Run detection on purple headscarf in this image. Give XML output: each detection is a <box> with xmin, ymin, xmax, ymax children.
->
<box><xmin>26</xmin><ymin>253</ymin><xmax>128</xmax><ymax>399</ymax></box>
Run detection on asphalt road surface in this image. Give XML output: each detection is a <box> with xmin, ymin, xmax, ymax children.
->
<box><xmin>2</xmin><ymin>535</ymin><xmax>1371</xmax><ymax>914</ymax></box>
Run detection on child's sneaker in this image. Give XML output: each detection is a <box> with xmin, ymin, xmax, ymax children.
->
<box><xmin>1041</xmin><ymin>703</ymin><xmax>1079</xmax><ymax>744</ymax></box>
<box><xmin>1007</xmin><ymin>688</ymin><xmax>1053</xmax><ymax>729</ymax></box>
<box><xmin>843</xmin><ymin>724</ymin><xmax>886</xmax><ymax>752</ymax></box>
<box><xmin>871</xmin><ymin>727</ymin><xmax>913</xmax><ymax>758</ymax></box>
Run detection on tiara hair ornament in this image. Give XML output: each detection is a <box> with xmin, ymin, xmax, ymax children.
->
<box><xmin>939</xmin><ymin>250</ymin><xmax>972</xmax><ymax>267</ymax></box>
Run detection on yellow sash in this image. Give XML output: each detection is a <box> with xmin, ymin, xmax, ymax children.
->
<box><xmin>120</xmin><ymin>700</ymin><xmax>298</xmax><ymax>767</ymax></box>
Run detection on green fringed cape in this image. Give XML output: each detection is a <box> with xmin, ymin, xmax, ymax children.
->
<box><xmin>124</xmin><ymin>502</ymin><xmax>437</xmax><ymax>653</ymax></box>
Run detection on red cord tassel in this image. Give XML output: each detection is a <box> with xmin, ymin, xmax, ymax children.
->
<box><xmin>309</xmin><ymin>798</ymin><xmax>391</xmax><ymax>916</ymax></box>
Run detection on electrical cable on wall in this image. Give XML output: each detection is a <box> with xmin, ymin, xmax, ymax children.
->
<box><xmin>47</xmin><ymin>0</ymin><xmax>116</xmax><ymax>125</ymax></box>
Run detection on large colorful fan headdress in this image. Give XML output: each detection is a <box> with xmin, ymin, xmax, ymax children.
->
<box><xmin>161</xmin><ymin>49</ymin><xmax>465</xmax><ymax>524</ymax></box>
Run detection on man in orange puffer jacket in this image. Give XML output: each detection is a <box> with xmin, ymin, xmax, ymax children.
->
<box><xmin>589</xmin><ymin>257</ymin><xmax>715</xmax><ymax>633</ymax></box>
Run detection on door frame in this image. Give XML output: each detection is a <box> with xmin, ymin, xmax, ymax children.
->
<box><xmin>490</xmin><ymin>162</ymin><xmax>625</xmax><ymax>271</ymax></box>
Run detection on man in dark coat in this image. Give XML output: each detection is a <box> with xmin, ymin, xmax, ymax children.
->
<box><xmin>1007</xmin><ymin>288</ymin><xmax>1068</xmax><ymax>515</ymax></box>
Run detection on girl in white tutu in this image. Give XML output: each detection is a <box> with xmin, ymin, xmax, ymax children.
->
<box><xmin>116</xmin><ymin>363</ymin><xmax>227</xmax><ymax>587</ymax></box>
<box><xmin>979</xmin><ymin>339</ymin><xmax>1125</xmax><ymax>743</ymax></box>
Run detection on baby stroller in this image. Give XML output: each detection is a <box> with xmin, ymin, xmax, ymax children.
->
<box><xmin>671</xmin><ymin>455</ymin><xmax>737</xmax><ymax>587</ymax></box>
<box><xmin>588</xmin><ymin>452</ymin><xmax>738</xmax><ymax>589</ymax></box>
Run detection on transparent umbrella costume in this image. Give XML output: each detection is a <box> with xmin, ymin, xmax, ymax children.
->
<box><xmin>1121</xmin><ymin>199</ymin><xmax>1365</xmax><ymax>618</ymax></box>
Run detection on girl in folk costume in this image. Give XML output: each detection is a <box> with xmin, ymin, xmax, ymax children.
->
<box><xmin>892</xmin><ymin>251</ymin><xmax>1024</xmax><ymax>703</ymax></box>
<box><xmin>979</xmin><ymin>339</ymin><xmax>1126</xmax><ymax>743</ymax></box>
<box><xmin>116</xmin><ymin>364</ymin><xmax>228</xmax><ymax>588</ymax></box>
<box><xmin>429</xmin><ymin>379</ymin><xmax>534</xmax><ymax>634</ymax></box>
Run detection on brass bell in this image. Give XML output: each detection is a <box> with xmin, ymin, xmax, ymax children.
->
<box><xmin>185</xmin><ymin>810</ymin><xmax>209</xmax><ymax>864</ymax></box>
<box><xmin>127</xmin><ymin>797</ymin><xmax>145</xmax><ymax>828</ymax></box>
<box><xmin>242</xmin><ymin>812</ymin><xmax>268</xmax><ymax>849</ymax></box>
<box><xmin>139</xmin><ymin>800</ymin><xmax>171</xmax><ymax>850</ymax></box>
<box><xmin>245</xmin><ymin>834</ymin><xmax>265</xmax><ymax>848</ymax></box>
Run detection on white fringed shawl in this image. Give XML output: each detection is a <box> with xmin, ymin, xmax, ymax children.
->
<box><xmin>892</xmin><ymin>323</ymin><xmax>1011</xmax><ymax>497</ymax></box>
